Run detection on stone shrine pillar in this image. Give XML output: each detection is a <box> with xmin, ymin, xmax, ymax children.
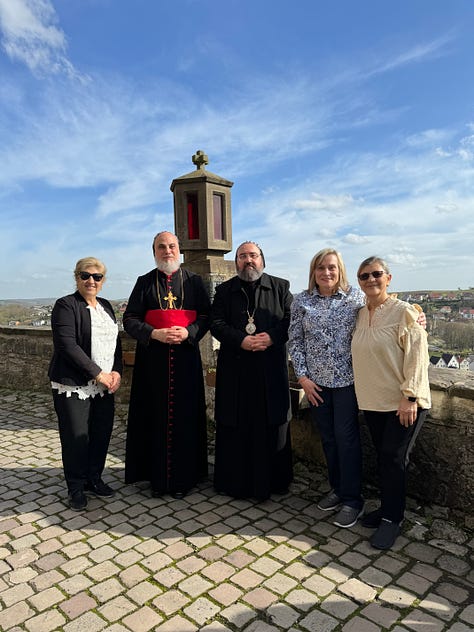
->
<box><xmin>170</xmin><ymin>150</ymin><xmax>235</xmax><ymax>298</ymax></box>
<box><xmin>170</xmin><ymin>151</ymin><xmax>236</xmax><ymax>400</ymax></box>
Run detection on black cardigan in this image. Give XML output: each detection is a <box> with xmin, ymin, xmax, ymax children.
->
<box><xmin>48</xmin><ymin>291</ymin><xmax>122</xmax><ymax>386</ymax></box>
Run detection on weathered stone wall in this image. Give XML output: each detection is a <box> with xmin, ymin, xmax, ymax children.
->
<box><xmin>1</xmin><ymin>326</ymin><xmax>472</xmax><ymax>524</ymax></box>
<box><xmin>0</xmin><ymin>326</ymin><xmax>136</xmax><ymax>405</ymax></box>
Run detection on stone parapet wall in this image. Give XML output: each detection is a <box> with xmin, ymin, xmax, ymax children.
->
<box><xmin>0</xmin><ymin>326</ymin><xmax>136</xmax><ymax>405</ymax></box>
<box><xmin>1</xmin><ymin>326</ymin><xmax>472</xmax><ymax>525</ymax></box>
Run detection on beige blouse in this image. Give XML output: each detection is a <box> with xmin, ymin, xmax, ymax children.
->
<box><xmin>351</xmin><ymin>296</ymin><xmax>431</xmax><ymax>411</ymax></box>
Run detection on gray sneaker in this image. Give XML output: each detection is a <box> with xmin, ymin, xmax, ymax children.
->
<box><xmin>317</xmin><ymin>490</ymin><xmax>341</xmax><ymax>511</ymax></box>
<box><xmin>333</xmin><ymin>505</ymin><xmax>364</xmax><ymax>528</ymax></box>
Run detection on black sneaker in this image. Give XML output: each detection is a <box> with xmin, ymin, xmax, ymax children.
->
<box><xmin>85</xmin><ymin>479</ymin><xmax>115</xmax><ymax>498</ymax></box>
<box><xmin>317</xmin><ymin>490</ymin><xmax>341</xmax><ymax>511</ymax></box>
<box><xmin>68</xmin><ymin>490</ymin><xmax>88</xmax><ymax>511</ymax></box>
<box><xmin>361</xmin><ymin>507</ymin><xmax>383</xmax><ymax>529</ymax></box>
<box><xmin>333</xmin><ymin>505</ymin><xmax>364</xmax><ymax>528</ymax></box>
<box><xmin>370</xmin><ymin>519</ymin><xmax>401</xmax><ymax>550</ymax></box>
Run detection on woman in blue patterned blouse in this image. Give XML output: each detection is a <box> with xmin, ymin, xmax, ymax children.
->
<box><xmin>288</xmin><ymin>248</ymin><xmax>365</xmax><ymax>528</ymax></box>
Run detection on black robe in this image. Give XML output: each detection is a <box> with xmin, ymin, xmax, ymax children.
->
<box><xmin>210</xmin><ymin>273</ymin><xmax>293</xmax><ymax>500</ymax></box>
<box><xmin>123</xmin><ymin>267</ymin><xmax>210</xmax><ymax>494</ymax></box>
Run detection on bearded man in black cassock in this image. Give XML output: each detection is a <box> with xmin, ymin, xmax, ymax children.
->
<box><xmin>123</xmin><ymin>231</ymin><xmax>210</xmax><ymax>499</ymax></box>
<box><xmin>210</xmin><ymin>241</ymin><xmax>293</xmax><ymax>501</ymax></box>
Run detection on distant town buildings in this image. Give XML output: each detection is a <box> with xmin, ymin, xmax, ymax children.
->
<box><xmin>2</xmin><ymin>292</ymin><xmax>474</xmax><ymax>370</ymax></box>
<box><xmin>430</xmin><ymin>353</ymin><xmax>474</xmax><ymax>372</ymax></box>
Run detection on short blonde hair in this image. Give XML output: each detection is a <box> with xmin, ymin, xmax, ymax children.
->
<box><xmin>74</xmin><ymin>257</ymin><xmax>106</xmax><ymax>278</ymax></box>
<box><xmin>307</xmin><ymin>248</ymin><xmax>349</xmax><ymax>293</ymax></box>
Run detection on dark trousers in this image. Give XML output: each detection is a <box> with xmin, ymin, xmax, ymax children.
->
<box><xmin>310</xmin><ymin>384</ymin><xmax>363</xmax><ymax>509</ymax></box>
<box><xmin>364</xmin><ymin>408</ymin><xmax>427</xmax><ymax>523</ymax></box>
<box><xmin>53</xmin><ymin>390</ymin><xmax>114</xmax><ymax>493</ymax></box>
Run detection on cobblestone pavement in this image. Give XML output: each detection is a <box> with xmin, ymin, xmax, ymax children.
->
<box><xmin>0</xmin><ymin>388</ymin><xmax>472</xmax><ymax>632</ymax></box>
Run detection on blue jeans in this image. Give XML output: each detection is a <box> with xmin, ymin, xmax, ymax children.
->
<box><xmin>310</xmin><ymin>384</ymin><xmax>363</xmax><ymax>509</ymax></box>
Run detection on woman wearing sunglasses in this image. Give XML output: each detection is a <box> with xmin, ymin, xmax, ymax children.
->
<box><xmin>351</xmin><ymin>256</ymin><xmax>431</xmax><ymax>549</ymax></box>
<box><xmin>49</xmin><ymin>257</ymin><xmax>122</xmax><ymax>511</ymax></box>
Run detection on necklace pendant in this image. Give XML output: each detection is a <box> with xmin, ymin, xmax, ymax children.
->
<box><xmin>245</xmin><ymin>318</ymin><xmax>256</xmax><ymax>334</ymax></box>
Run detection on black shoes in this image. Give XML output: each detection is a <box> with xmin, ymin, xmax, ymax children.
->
<box><xmin>84</xmin><ymin>479</ymin><xmax>115</xmax><ymax>498</ymax></box>
<box><xmin>361</xmin><ymin>507</ymin><xmax>383</xmax><ymax>529</ymax></box>
<box><xmin>68</xmin><ymin>490</ymin><xmax>88</xmax><ymax>511</ymax></box>
<box><xmin>370</xmin><ymin>519</ymin><xmax>401</xmax><ymax>550</ymax></box>
<box><xmin>151</xmin><ymin>489</ymin><xmax>186</xmax><ymax>499</ymax></box>
<box><xmin>171</xmin><ymin>491</ymin><xmax>185</xmax><ymax>499</ymax></box>
<box><xmin>68</xmin><ymin>479</ymin><xmax>114</xmax><ymax>509</ymax></box>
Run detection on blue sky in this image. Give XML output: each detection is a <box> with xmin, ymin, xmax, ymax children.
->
<box><xmin>0</xmin><ymin>0</ymin><xmax>473</xmax><ymax>299</ymax></box>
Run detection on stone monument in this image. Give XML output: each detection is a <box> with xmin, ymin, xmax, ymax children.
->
<box><xmin>170</xmin><ymin>150</ymin><xmax>235</xmax><ymax>298</ymax></box>
<box><xmin>170</xmin><ymin>151</ymin><xmax>235</xmax><ymax>394</ymax></box>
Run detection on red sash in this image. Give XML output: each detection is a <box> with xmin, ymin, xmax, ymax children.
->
<box><xmin>145</xmin><ymin>309</ymin><xmax>197</xmax><ymax>328</ymax></box>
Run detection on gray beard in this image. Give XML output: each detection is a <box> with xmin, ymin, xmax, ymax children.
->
<box><xmin>156</xmin><ymin>260</ymin><xmax>180</xmax><ymax>275</ymax></box>
<box><xmin>237</xmin><ymin>266</ymin><xmax>263</xmax><ymax>282</ymax></box>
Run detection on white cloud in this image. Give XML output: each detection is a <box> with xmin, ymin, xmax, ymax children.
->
<box><xmin>343</xmin><ymin>234</ymin><xmax>371</xmax><ymax>244</ymax></box>
<box><xmin>435</xmin><ymin>203</ymin><xmax>458</xmax><ymax>214</ymax></box>
<box><xmin>0</xmin><ymin>0</ymin><xmax>85</xmax><ymax>79</ymax></box>
<box><xmin>367</xmin><ymin>33</ymin><xmax>454</xmax><ymax>77</ymax></box>
<box><xmin>294</xmin><ymin>193</ymin><xmax>355</xmax><ymax>212</ymax></box>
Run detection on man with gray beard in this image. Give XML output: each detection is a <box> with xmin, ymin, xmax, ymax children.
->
<box><xmin>210</xmin><ymin>241</ymin><xmax>293</xmax><ymax>501</ymax></box>
<box><xmin>123</xmin><ymin>231</ymin><xmax>210</xmax><ymax>499</ymax></box>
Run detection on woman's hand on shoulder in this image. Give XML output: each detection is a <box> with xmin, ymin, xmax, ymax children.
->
<box><xmin>415</xmin><ymin>309</ymin><xmax>426</xmax><ymax>329</ymax></box>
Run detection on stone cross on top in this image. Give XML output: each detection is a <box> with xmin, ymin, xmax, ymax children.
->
<box><xmin>192</xmin><ymin>150</ymin><xmax>209</xmax><ymax>170</ymax></box>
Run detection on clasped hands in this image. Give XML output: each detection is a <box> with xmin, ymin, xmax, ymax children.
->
<box><xmin>241</xmin><ymin>332</ymin><xmax>273</xmax><ymax>352</ymax></box>
<box><xmin>152</xmin><ymin>326</ymin><xmax>189</xmax><ymax>345</ymax></box>
<box><xmin>96</xmin><ymin>370</ymin><xmax>121</xmax><ymax>393</ymax></box>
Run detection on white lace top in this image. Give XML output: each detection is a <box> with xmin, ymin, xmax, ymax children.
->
<box><xmin>51</xmin><ymin>301</ymin><xmax>118</xmax><ymax>400</ymax></box>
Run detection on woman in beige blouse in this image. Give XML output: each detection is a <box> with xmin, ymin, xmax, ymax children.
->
<box><xmin>351</xmin><ymin>256</ymin><xmax>431</xmax><ymax>550</ymax></box>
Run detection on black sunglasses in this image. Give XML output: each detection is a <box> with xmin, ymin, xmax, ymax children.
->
<box><xmin>79</xmin><ymin>272</ymin><xmax>104</xmax><ymax>282</ymax></box>
<box><xmin>358</xmin><ymin>270</ymin><xmax>385</xmax><ymax>281</ymax></box>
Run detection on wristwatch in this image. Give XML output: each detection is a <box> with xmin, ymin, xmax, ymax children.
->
<box><xmin>407</xmin><ymin>396</ymin><xmax>417</xmax><ymax>402</ymax></box>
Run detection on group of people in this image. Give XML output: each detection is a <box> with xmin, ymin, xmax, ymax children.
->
<box><xmin>49</xmin><ymin>232</ymin><xmax>430</xmax><ymax>550</ymax></box>
<box><xmin>289</xmin><ymin>249</ymin><xmax>430</xmax><ymax>549</ymax></box>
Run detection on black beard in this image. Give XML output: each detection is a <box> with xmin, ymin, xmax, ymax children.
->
<box><xmin>156</xmin><ymin>260</ymin><xmax>180</xmax><ymax>275</ymax></box>
<box><xmin>237</xmin><ymin>266</ymin><xmax>263</xmax><ymax>282</ymax></box>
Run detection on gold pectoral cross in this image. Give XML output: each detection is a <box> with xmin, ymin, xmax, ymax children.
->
<box><xmin>164</xmin><ymin>290</ymin><xmax>177</xmax><ymax>309</ymax></box>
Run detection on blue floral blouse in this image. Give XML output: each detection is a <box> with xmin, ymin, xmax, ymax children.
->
<box><xmin>288</xmin><ymin>286</ymin><xmax>365</xmax><ymax>388</ymax></box>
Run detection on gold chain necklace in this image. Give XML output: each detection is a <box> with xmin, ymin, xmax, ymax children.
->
<box><xmin>156</xmin><ymin>268</ymin><xmax>184</xmax><ymax>310</ymax></box>
<box><xmin>241</xmin><ymin>286</ymin><xmax>258</xmax><ymax>334</ymax></box>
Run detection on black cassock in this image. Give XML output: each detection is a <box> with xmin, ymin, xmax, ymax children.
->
<box><xmin>123</xmin><ymin>268</ymin><xmax>210</xmax><ymax>495</ymax></box>
<box><xmin>210</xmin><ymin>273</ymin><xmax>293</xmax><ymax>501</ymax></box>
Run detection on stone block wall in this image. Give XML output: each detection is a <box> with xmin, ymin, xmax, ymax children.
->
<box><xmin>0</xmin><ymin>326</ymin><xmax>136</xmax><ymax>405</ymax></box>
<box><xmin>1</xmin><ymin>326</ymin><xmax>472</xmax><ymax>525</ymax></box>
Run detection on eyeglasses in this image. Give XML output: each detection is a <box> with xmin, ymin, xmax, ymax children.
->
<box><xmin>78</xmin><ymin>272</ymin><xmax>104</xmax><ymax>281</ymax></box>
<box><xmin>358</xmin><ymin>270</ymin><xmax>385</xmax><ymax>281</ymax></box>
<box><xmin>237</xmin><ymin>252</ymin><xmax>260</xmax><ymax>261</ymax></box>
